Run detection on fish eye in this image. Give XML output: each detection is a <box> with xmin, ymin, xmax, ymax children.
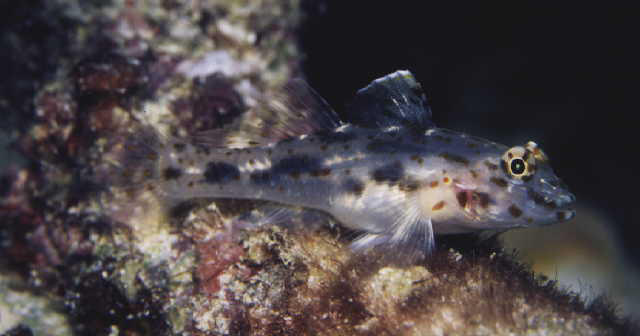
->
<box><xmin>501</xmin><ymin>145</ymin><xmax>538</xmax><ymax>180</ymax></box>
<box><xmin>510</xmin><ymin>158</ymin><xmax>526</xmax><ymax>175</ymax></box>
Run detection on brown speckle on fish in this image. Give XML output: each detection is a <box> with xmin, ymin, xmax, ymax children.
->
<box><xmin>439</xmin><ymin>152</ymin><xmax>470</xmax><ymax>166</ymax></box>
<box><xmin>490</xmin><ymin>177</ymin><xmax>508</xmax><ymax>188</ymax></box>
<box><xmin>509</xmin><ymin>204</ymin><xmax>523</xmax><ymax>218</ymax></box>
<box><xmin>432</xmin><ymin>201</ymin><xmax>445</xmax><ymax>211</ymax></box>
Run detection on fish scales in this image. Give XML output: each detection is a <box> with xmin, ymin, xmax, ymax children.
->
<box><xmin>104</xmin><ymin>70</ymin><xmax>576</xmax><ymax>258</ymax></box>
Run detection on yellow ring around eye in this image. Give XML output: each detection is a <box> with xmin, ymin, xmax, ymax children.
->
<box><xmin>502</xmin><ymin>146</ymin><xmax>536</xmax><ymax>180</ymax></box>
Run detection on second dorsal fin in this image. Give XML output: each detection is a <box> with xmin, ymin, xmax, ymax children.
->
<box><xmin>347</xmin><ymin>70</ymin><xmax>435</xmax><ymax>132</ymax></box>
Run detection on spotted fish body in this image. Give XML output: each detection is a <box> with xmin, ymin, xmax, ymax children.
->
<box><xmin>113</xmin><ymin>71</ymin><xmax>575</xmax><ymax>256</ymax></box>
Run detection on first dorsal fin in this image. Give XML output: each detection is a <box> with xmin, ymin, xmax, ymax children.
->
<box><xmin>347</xmin><ymin>70</ymin><xmax>435</xmax><ymax>132</ymax></box>
<box><xmin>195</xmin><ymin>79</ymin><xmax>343</xmax><ymax>148</ymax></box>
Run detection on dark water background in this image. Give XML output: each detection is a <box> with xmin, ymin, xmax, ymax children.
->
<box><xmin>300</xmin><ymin>1</ymin><xmax>640</xmax><ymax>266</ymax></box>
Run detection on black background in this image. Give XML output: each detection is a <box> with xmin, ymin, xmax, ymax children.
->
<box><xmin>300</xmin><ymin>2</ymin><xmax>640</xmax><ymax>265</ymax></box>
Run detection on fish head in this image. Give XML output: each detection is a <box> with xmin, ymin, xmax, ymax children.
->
<box><xmin>456</xmin><ymin>141</ymin><xmax>575</xmax><ymax>230</ymax></box>
<box><xmin>427</xmin><ymin>140</ymin><xmax>576</xmax><ymax>233</ymax></box>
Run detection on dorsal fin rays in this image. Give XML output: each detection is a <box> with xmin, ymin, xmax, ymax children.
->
<box><xmin>347</xmin><ymin>70</ymin><xmax>435</xmax><ymax>132</ymax></box>
<box><xmin>192</xmin><ymin>79</ymin><xmax>343</xmax><ymax>149</ymax></box>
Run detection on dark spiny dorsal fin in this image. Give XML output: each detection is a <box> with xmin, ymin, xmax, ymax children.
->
<box><xmin>348</xmin><ymin>70</ymin><xmax>435</xmax><ymax>132</ymax></box>
<box><xmin>194</xmin><ymin>79</ymin><xmax>343</xmax><ymax>148</ymax></box>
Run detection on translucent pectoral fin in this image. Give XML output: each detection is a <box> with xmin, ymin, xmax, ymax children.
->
<box><xmin>350</xmin><ymin>216</ymin><xmax>435</xmax><ymax>264</ymax></box>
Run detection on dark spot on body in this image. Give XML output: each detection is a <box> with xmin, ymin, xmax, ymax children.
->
<box><xmin>467</xmin><ymin>143</ymin><xmax>478</xmax><ymax>149</ymax></box>
<box><xmin>248</xmin><ymin>140</ymin><xmax>260</xmax><ymax>145</ymax></box>
<box><xmin>225</xmin><ymin>151</ymin><xmax>232</xmax><ymax>156</ymax></box>
<box><xmin>320</xmin><ymin>144</ymin><xmax>328</xmax><ymax>151</ymax></box>
<box><xmin>271</xmin><ymin>155</ymin><xmax>323</xmax><ymax>179</ymax></box>
<box><xmin>267</xmin><ymin>148</ymin><xmax>273</xmax><ymax>156</ymax></box>
<box><xmin>343</xmin><ymin>178</ymin><xmax>364</xmax><ymax>196</ymax></box>
<box><xmin>344</xmin><ymin>169</ymin><xmax>351</xmax><ymax>175</ymax></box>
<box><xmin>509</xmin><ymin>204</ymin><xmax>523</xmax><ymax>218</ymax></box>
<box><xmin>470</xmin><ymin>170</ymin><xmax>478</xmax><ymax>178</ymax></box>
<box><xmin>432</xmin><ymin>201</ymin><xmax>445</xmax><ymax>211</ymax></box>
<box><xmin>456</xmin><ymin>191</ymin><xmax>467</xmax><ymax>208</ymax></box>
<box><xmin>410</xmin><ymin>155</ymin><xmax>424</xmax><ymax>165</ymax></box>
<box><xmin>475</xmin><ymin>192</ymin><xmax>491</xmax><ymax>208</ymax></box>
<box><xmin>188</xmin><ymin>181</ymin><xmax>194</xmax><ymax>187</ymax></box>
<box><xmin>371</xmin><ymin>161</ymin><xmax>404</xmax><ymax>184</ymax></box>
<box><xmin>484</xmin><ymin>161</ymin><xmax>498</xmax><ymax>170</ymax></box>
<box><xmin>311</xmin><ymin>168</ymin><xmax>332</xmax><ymax>177</ymax></box>
<box><xmin>439</xmin><ymin>152</ymin><xmax>470</xmax><ymax>165</ymax></box>
<box><xmin>399</xmin><ymin>179</ymin><xmax>421</xmax><ymax>192</ymax></box>
<box><xmin>163</xmin><ymin>167</ymin><xmax>182</xmax><ymax>180</ymax></box>
<box><xmin>490</xmin><ymin>177</ymin><xmax>508</xmax><ymax>188</ymax></box>
<box><xmin>204</xmin><ymin>162</ymin><xmax>240</xmax><ymax>184</ymax></box>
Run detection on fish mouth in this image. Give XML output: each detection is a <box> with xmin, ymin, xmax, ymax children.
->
<box><xmin>551</xmin><ymin>192</ymin><xmax>576</xmax><ymax>222</ymax></box>
<box><xmin>555</xmin><ymin>208</ymin><xmax>576</xmax><ymax>222</ymax></box>
<box><xmin>528</xmin><ymin>189</ymin><xmax>575</xmax><ymax>209</ymax></box>
<box><xmin>525</xmin><ymin>188</ymin><xmax>576</xmax><ymax>222</ymax></box>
